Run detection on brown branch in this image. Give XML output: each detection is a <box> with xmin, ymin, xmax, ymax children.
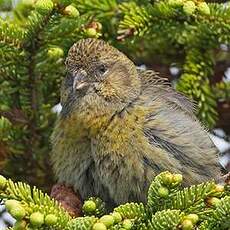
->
<box><xmin>24</xmin><ymin>11</ymin><xmax>55</xmax><ymax>153</ymax></box>
<box><xmin>117</xmin><ymin>28</ymin><xmax>135</xmax><ymax>41</ymax></box>
<box><xmin>216</xmin><ymin>101</ymin><xmax>230</xmax><ymax>134</ymax></box>
<box><xmin>0</xmin><ymin>108</ymin><xmax>28</xmax><ymax>125</ymax></box>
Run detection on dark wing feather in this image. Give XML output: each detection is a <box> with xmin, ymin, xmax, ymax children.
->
<box><xmin>137</xmin><ymin>70</ymin><xmax>220</xmax><ymax>184</ymax></box>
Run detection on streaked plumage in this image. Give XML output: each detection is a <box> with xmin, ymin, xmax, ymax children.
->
<box><xmin>51</xmin><ymin>38</ymin><xmax>220</xmax><ymax>206</ymax></box>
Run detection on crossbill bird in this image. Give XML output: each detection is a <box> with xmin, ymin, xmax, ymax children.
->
<box><xmin>51</xmin><ymin>38</ymin><xmax>220</xmax><ymax>207</ymax></box>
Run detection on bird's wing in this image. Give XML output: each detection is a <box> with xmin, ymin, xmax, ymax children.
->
<box><xmin>138</xmin><ymin>69</ymin><xmax>196</xmax><ymax>118</ymax></box>
<box><xmin>136</xmin><ymin>70</ymin><xmax>220</xmax><ymax>184</ymax></box>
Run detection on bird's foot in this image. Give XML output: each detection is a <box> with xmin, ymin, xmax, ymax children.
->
<box><xmin>50</xmin><ymin>184</ymin><xmax>82</xmax><ymax>217</ymax></box>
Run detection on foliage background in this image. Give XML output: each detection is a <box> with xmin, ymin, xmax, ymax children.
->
<box><xmin>0</xmin><ymin>0</ymin><xmax>229</xmax><ymax>228</ymax></box>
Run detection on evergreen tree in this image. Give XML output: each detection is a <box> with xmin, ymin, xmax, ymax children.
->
<box><xmin>0</xmin><ymin>171</ymin><xmax>230</xmax><ymax>229</ymax></box>
<box><xmin>0</xmin><ymin>0</ymin><xmax>229</xmax><ymax>229</ymax></box>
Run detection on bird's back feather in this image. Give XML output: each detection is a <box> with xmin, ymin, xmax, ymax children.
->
<box><xmin>138</xmin><ymin>70</ymin><xmax>196</xmax><ymax>118</ymax></box>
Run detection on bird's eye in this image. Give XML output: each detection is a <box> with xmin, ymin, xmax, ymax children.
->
<box><xmin>98</xmin><ymin>64</ymin><xmax>107</xmax><ymax>75</ymax></box>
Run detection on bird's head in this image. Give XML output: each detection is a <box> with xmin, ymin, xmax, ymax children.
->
<box><xmin>60</xmin><ymin>38</ymin><xmax>141</xmax><ymax>119</ymax></box>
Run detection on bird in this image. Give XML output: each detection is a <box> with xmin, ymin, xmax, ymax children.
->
<box><xmin>51</xmin><ymin>38</ymin><xmax>220</xmax><ymax>207</ymax></box>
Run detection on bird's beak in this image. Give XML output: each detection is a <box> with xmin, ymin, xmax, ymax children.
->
<box><xmin>73</xmin><ymin>69</ymin><xmax>88</xmax><ymax>90</ymax></box>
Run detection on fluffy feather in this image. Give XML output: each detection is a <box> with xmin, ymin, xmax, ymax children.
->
<box><xmin>51</xmin><ymin>38</ymin><xmax>220</xmax><ymax>207</ymax></box>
